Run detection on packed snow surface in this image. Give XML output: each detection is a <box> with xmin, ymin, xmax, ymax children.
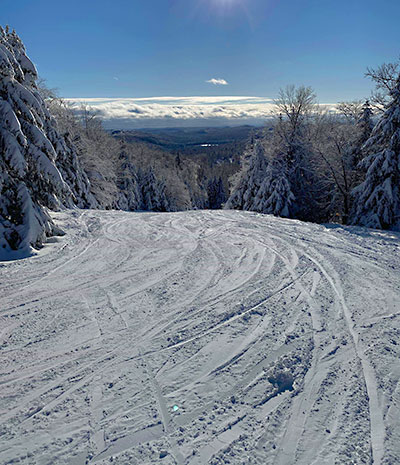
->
<box><xmin>1</xmin><ymin>209</ymin><xmax>399</xmax><ymax>465</ymax></box>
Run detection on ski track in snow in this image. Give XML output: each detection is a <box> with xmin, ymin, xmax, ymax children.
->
<box><xmin>0</xmin><ymin>209</ymin><xmax>399</xmax><ymax>465</ymax></box>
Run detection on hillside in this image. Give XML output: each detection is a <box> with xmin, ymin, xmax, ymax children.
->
<box><xmin>1</xmin><ymin>209</ymin><xmax>399</xmax><ymax>464</ymax></box>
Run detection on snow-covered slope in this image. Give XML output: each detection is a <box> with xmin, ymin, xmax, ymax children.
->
<box><xmin>0</xmin><ymin>210</ymin><xmax>399</xmax><ymax>464</ymax></box>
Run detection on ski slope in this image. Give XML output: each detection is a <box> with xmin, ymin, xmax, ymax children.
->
<box><xmin>1</xmin><ymin>209</ymin><xmax>399</xmax><ymax>465</ymax></box>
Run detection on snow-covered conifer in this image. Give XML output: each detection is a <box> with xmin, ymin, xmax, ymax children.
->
<box><xmin>351</xmin><ymin>78</ymin><xmax>400</xmax><ymax>230</ymax></box>
<box><xmin>116</xmin><ymin>147</ymin><xmax>141</xmax><ymax>211</ymax></box>
<box><xmin>207</xmin><ymin>177</ymin><xmax>226</xmax><ymax>209</ymax></box>
<box><xmin>253</xmin><ymin>155</ymin><xmax>295</xmax><ymax>217</ymax></box>
<box><xmin>350</xmin><ymin>100</ymin><xmax>374</xmax><ymax>169</ymax></box>
<box><xmin>358</xmin><ymin>101</ymin><xmax>374</xmax><ymax>142</ymax></box>
<box><xmin>225</xmin><ymin>141</ymin><xmax>268</xmax><ymax>210</ymax></box>
<box><xmin>139</xmin><ymin>167</ymin><xmax>170</xmax><ymax>212</ymax></box>
<box><xmin>0</xmin><ymin>27</ymin><xmax>93</xmax><ymax>251</ymax></box>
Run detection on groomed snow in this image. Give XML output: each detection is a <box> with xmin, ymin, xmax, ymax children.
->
<box><xmin>0</xmin><ymin>209</ymin><xmax>399</xmax><ymax>464</ymax></box>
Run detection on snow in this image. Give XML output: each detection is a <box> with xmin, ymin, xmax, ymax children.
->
<box><xmin>0</xmin><ymin>209</ymin><xmax>399</xmax><ymax>464</ymax></box>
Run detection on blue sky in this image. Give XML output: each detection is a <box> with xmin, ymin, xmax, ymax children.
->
<box><xmin>3</xmin><ymin>0</ymin><xmax>400</xmax><ymax>126</ymax></box>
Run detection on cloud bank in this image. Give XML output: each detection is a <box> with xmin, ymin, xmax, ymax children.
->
<box><xmin>206</xmin><ymin>78</ymin><xmax>228</xmax><ymax>86</ymax></box>
<box><xmin>66</xmin><ymin>96</ymin><xmax>335</xmax><ymax>129</ymax></box>
<box><xmin>66</xmin><ymin>96</ymin><xmax>276</xmax><ymax>128</ymax></box>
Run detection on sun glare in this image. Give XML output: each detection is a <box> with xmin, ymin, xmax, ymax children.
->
<box><xmin>207</xmin><ymin>0</ymin><xmax>249</xmax><ymax>18</ymax></box>
<box><xmin>213</xmin><ymin>0</ymin><xmax>240</xmax><ymax>6</ymax></box>
<box><xmin>207</xmin><ymin>0</ymin><xmax>253</xmax><ymax>28</ymax></box>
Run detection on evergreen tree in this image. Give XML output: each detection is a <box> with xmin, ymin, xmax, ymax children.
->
<box><xmin>225</xmin><ymin>141</ymin><xmax>268</xmax><ymax>210</ymax></box>
<box><xmin>175</xmin><ymin>152</ymin><xmax>182</xmax><ymax>169</ymax></box>
<box><xmin>351</xmin><ymin>77</ymin><xmax>400</xmax><ymax>230</ymax></box>
<box><xmin>138</xmin><ymin>167</ymin><xmax>170</xmax><ymax>212</ymax></box>
<box><xmin>253</xmin><ymin>155</ymin><xmax>295</xmax><ymax>217</ymax></box>
<box><xmin>350</xmin><ymin>100</ymin><xmax>374</xmax><ymax>169</ymax></box>
<box><xmin>207</xmin><ymin>177</ymin><xmax>227</xmax><ymax>209</ymax></box>
<box><xmin>0</xmin><ymin>26</ymin><xmax>93</xmax><ymax>251</ymax></box>
<box><xmin>116</xmin><ymin>147</ymin><xmax>141</xmax><ymax>211</ymax></box>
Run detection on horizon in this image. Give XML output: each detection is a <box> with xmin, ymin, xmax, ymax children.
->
<box><xmin>65</xmin><ymin>95</ymin><xmax>335</xmax><ymax>129</ymax></box>
<box><xmin>66</xmin><ymin>95</ymin><xmax>276</xmax><ymax>129</ymax></box>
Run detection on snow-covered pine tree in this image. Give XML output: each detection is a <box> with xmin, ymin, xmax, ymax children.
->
<box><xmin>351</xmin><ymin>77</ymin><xmax>400</xmax><ymax>230</ymax></box>
<box><xmin>116</xmin><ymin>146</ymin><xmax>141</xmax><ymax>211</ymax></box>
<box><xmin>206</xmin><ymin>178</ymin><xmax>217</xmax><ymax>209</ymax></box>
<box><xmin>6</xmin><ymin>29</ymin><xmax>94</xmax><ymax>209</ymax></box>
<box><xmin>207</xmin><ymin>177</ymin><xmax>226</xmax><ymax>209</ymax></box>
<box><xmin>225</xmin><ymin>140</ymin><xmax>268</xmax><ymax>210</ymax></box>
<box><xmin>253</xmin><ymin>154</ymin><xmax>295</xmax><ymax>217</ymax></box>
<box><xmin>50</xmin><ymin>132</ymin><xmax>97</xmax><ymax>209</ymax></box>
<box><xmin>138</xmin><ymin>167</ymin><xmax>170</xmax><ymax>212</ymax></box>
<box><xmin>0</xmin><ymin>26</ymin><xmax>93</xmax><ymax>251</ymax></box>
<box><xmin>358</xmin><ymin>100</ymin><xmax>374</xmax><ymax>143</ymax></box>
<box><xmin>350</xmin><ymin>100</ymin><xmax>374</xmax><ymax>169</ymax></box>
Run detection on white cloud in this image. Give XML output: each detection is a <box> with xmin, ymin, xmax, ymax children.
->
<box><xmin>206</xmin><ymin>78</ymin><xmax>228</xmax><ymax>86</ymax></box>
<box><xmin>65</xmin><ymin>96</ymin><xmax>336</xmax><ymax>128</ymax></box>
<box><xmin>66</xmin><ymin>96</ymin><xmax>274</xmax><ymax>122</ymax></box>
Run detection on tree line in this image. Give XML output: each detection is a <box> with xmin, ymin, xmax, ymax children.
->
<box><xmin>226</xmin><ymin>68</ymin><xmax>400</xmax><ymax>231</ymax></box>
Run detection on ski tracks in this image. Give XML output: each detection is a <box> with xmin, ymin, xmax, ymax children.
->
<box><xmin>0</xmin><ymin>209</ymin><xmax>396</xmax><ymax>465</ymax></box>
<box><xmin>261</xmin><ymin>222</ymin><xmax>385</xmax><ymax>465</ymax></box>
